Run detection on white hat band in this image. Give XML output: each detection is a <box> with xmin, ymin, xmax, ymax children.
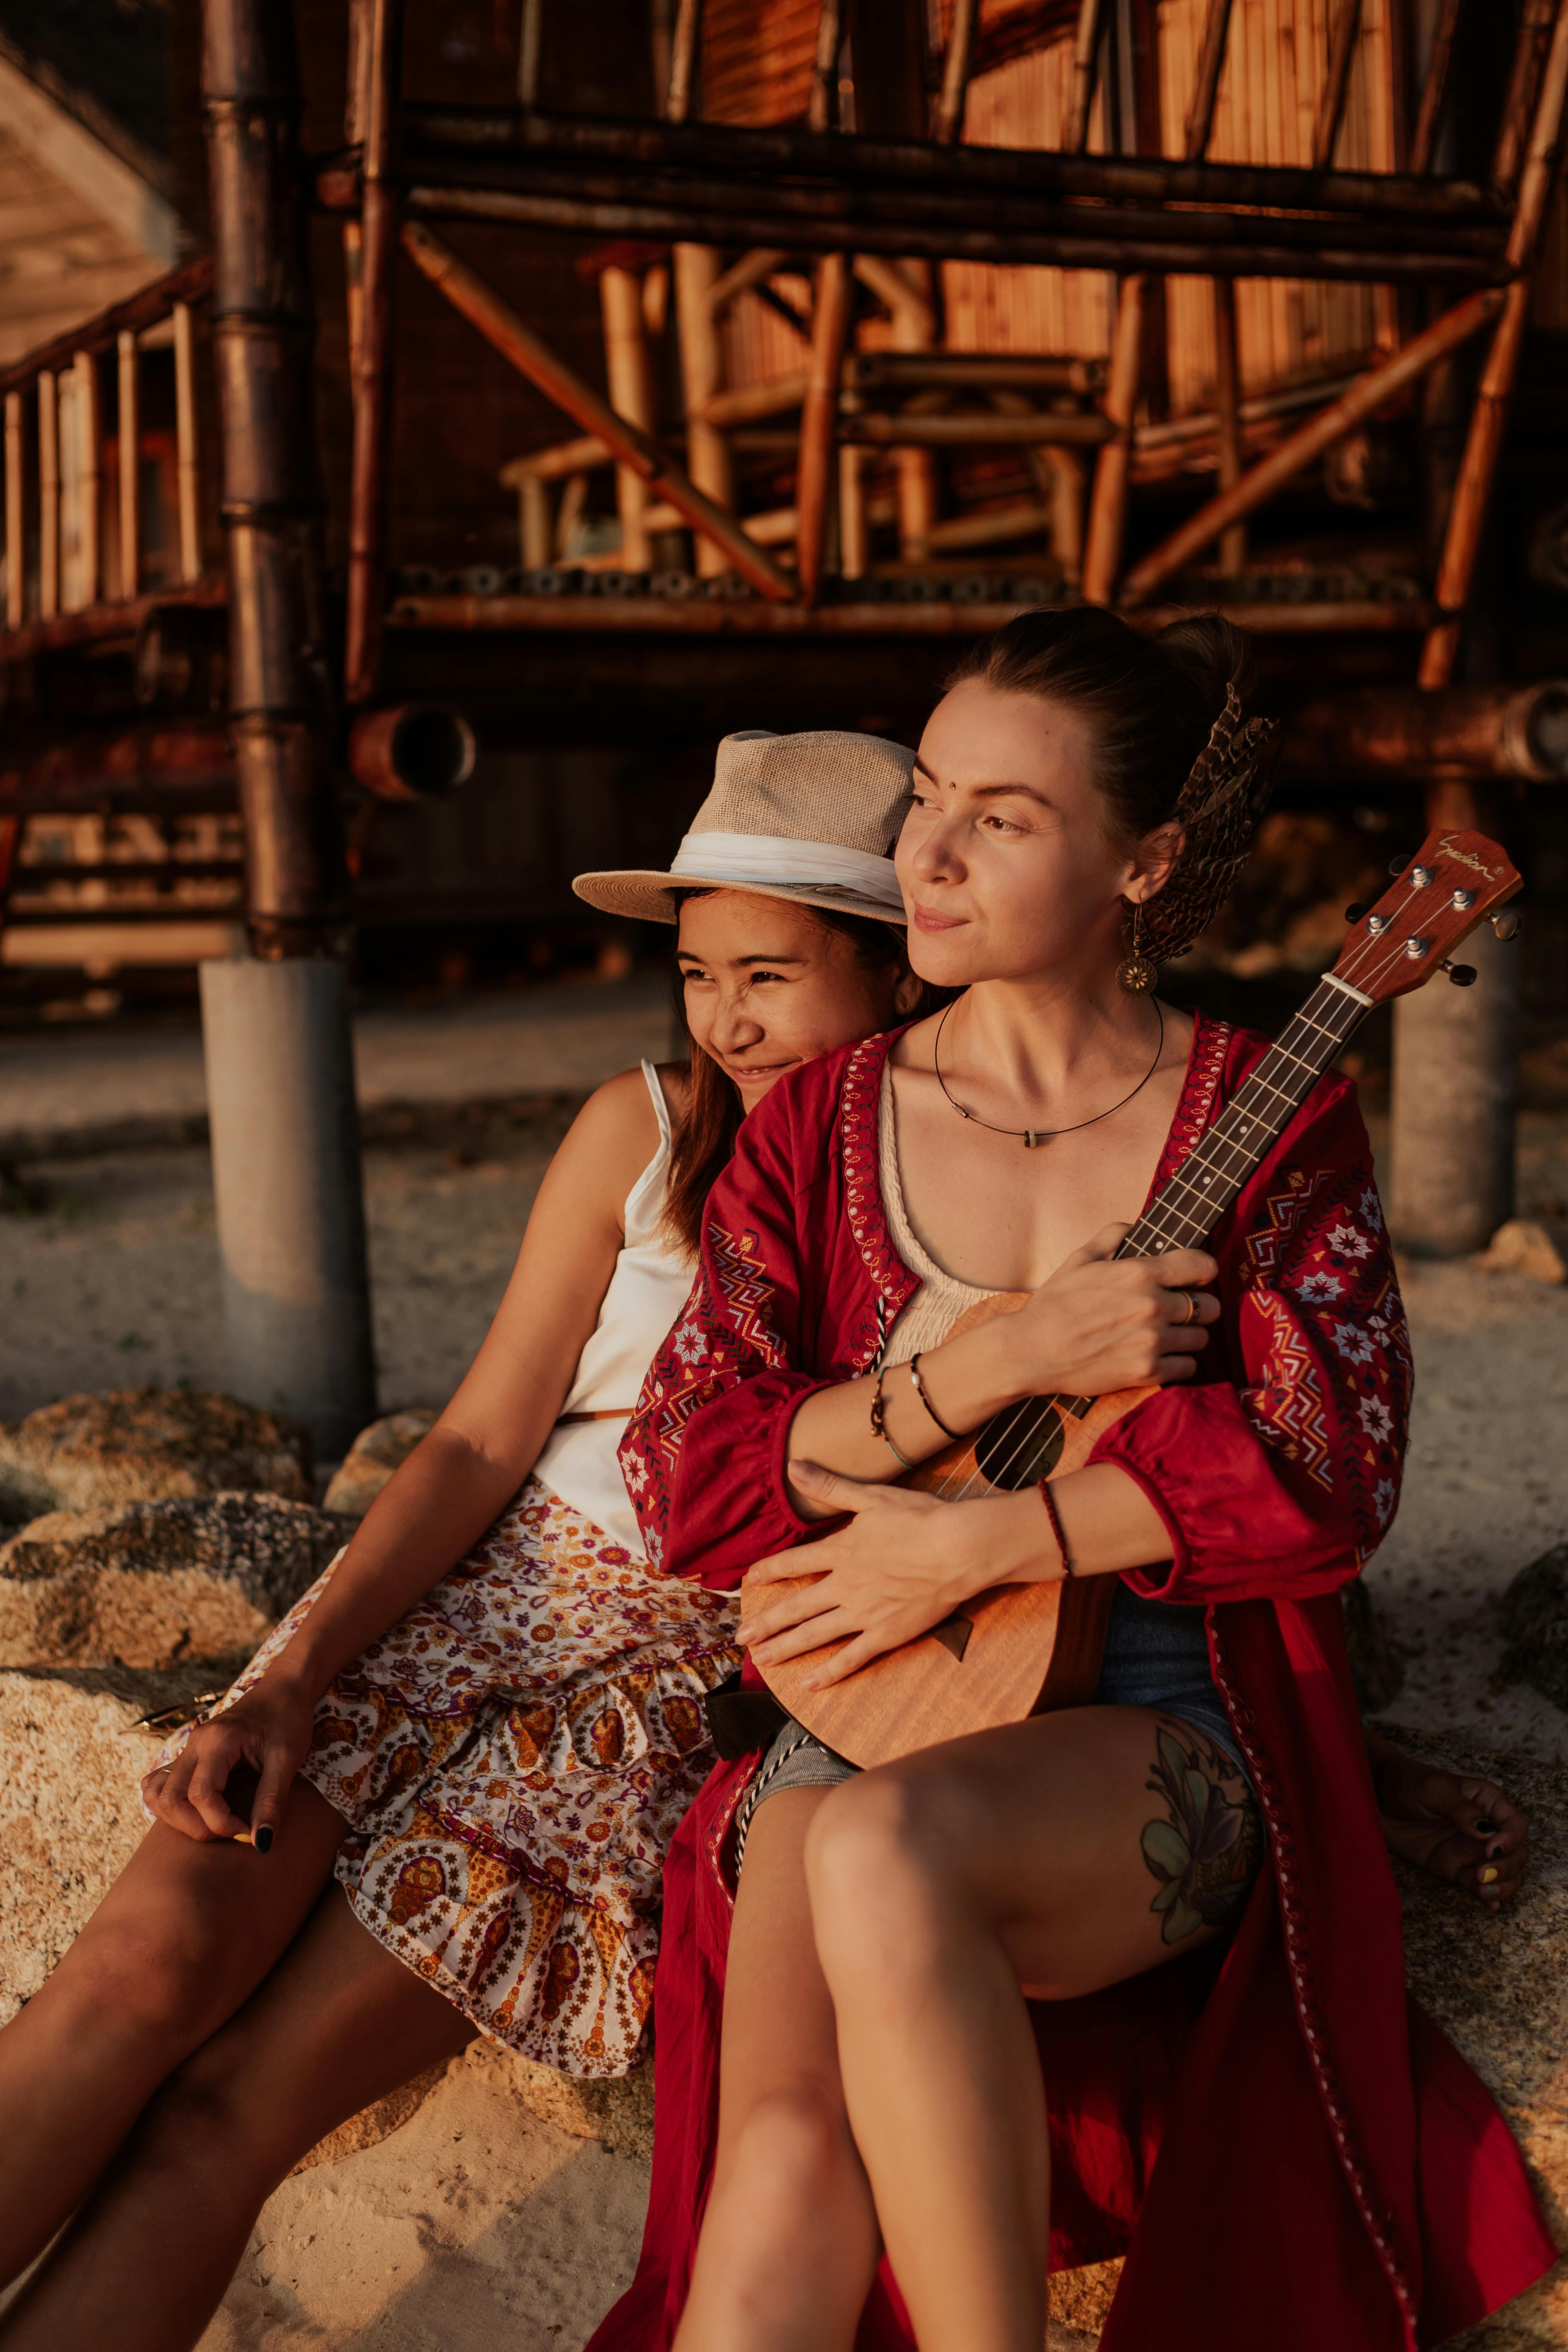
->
<box><xmin>669</xmin><ymin>830</ymin><xmax>906</xmax><ymax>912</ymax></box>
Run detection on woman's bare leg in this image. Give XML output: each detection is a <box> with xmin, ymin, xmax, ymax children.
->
<box><xmin>0</xmin><ymin>1881</ymin><xmax>476</xmax><ymax>2352</ymax></box>
<box><xmin>0</xmin><ymin>1775</ymin><xmax>347</xmax><ymax>2287</ymax></box>
<box><xmin>674</xmin><ymin>1789</ymin><xmax>881</xmax><ymax>2352</ymax></box>
<box><xmin>806</xmin><ymin>1707</ymin><xmax>1258</xmax><ymax>2352</ymax></box>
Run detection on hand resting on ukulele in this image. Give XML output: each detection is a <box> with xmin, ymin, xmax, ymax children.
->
<box><xmin>784</xmin><ymin>1221</ymin><xmax>1221</xmax><ymax>1525</ymax></box>
<box><xmin>740</xmin><ymin>1455</ymin><xmax>1174</xmax><ymax>1689</ymax></box>
<box><xmin>996</xmin><ymin>1221</ymin><xmax>1222</xmax><ymax>1394</ymax></box>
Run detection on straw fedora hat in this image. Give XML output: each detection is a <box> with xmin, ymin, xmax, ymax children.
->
<box><xmin>573</xmin><ymin>729</ymin><xmax>916</xmax><ymax>928</ymax></box>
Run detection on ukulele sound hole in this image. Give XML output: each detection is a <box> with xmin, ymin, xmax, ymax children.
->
<box><xmin>975</xmin><ymin>1398</ymin><xmax>1065</xmax><ymax>1489</ymax></box>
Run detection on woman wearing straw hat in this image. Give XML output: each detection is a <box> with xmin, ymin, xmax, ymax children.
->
<box><xmin>0</xmin><ymin>731</ymin><xmax>929</xmax><ymax>2343</ymax></box>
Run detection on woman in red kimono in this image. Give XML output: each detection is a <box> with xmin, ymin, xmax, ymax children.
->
<box><xmin>595</xmin><ymin>607</ymin><xmax>1554</xmax><ymax>2352</ymax></box>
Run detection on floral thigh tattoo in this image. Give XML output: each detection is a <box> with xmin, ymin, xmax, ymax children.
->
<box><xmin>1141</xmin><ymin>1718</ymin><xmax>1263</xmax><ymax>1946</ymax></box>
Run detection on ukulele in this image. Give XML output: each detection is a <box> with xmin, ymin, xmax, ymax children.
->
<box><xmin>749</xmin><ymin>825</ymin><xmax>1522</xmax><ymax>1770</ymax></box>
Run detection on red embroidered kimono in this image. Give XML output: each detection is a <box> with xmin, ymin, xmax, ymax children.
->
<box><xmin>593</xmin><ymin>1015</ymin><xmax>1553</xmax><ymax>2352</ymax></box>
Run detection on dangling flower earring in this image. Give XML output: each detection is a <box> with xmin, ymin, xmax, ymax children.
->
<box><xmin>1117</xmin><ymin>900</ymin><xmax>1158</xmax><ymax>995</ymax></box>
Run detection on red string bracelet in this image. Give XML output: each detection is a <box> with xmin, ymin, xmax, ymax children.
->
<box><xmin>1037</xmin><ymin>1479</ymin><xmax>1074</xmax><ymax>1578</ymax></box>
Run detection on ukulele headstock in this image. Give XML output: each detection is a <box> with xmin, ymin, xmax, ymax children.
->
<box><xmin>1332</xmin><ymin>828</ymin><xmax>1521</xmax><ymax>1004</ymax></box>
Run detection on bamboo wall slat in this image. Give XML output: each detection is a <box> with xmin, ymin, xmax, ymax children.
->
<box><xmin>942</xmin><ymin>43</ymin><xmax>1114</xmax><ymax>362</ymax></box>
<box><xmin>700</xmin><ymin>0</ymin><xmax>820</xmax><ymax>127</ymax></box>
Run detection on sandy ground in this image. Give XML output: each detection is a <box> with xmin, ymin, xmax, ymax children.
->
<box><xmin>199</xmin><ymin>2046</ymin><xmax>649</xmax><ymax>2352</ymax></box>
<box><xmin>2</xmin><ymin>1080</ymin><xmax>1567</xmax><ymax>2343</ymax></box>
<box><xmin>0</xmin><ymin>979</ymin><xmax>677</xmax><ymax>1158</ymax></box>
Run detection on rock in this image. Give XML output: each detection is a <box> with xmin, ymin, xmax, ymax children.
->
<box><xmin>1481</xmin><ymin>1221</ymin><xmax>1568</xmax><ymax>1286</ymax></box>
<box><xmin>0</xmin><ymin>1388</ymin><xmax>310</xmax><ymax>1527</ymax></box>
<box><xmin>323</xmin><ymin>1407</ymin><xmax>438</xmax><ymax>1521</ymax></box>
<box><xmin>1047</xmin><ymin>2262</ymin><xmax>1121</xmax><ymax>2337</ymax></box>
<box><xmin>1343</xmin><ymin>1579</ymin><xmax>1406</xmax><ymax>1712</ymax></box>
<box><xmin>1500</xmin><ymin>1544</ymin><xmax>1568</xmax><ymax>1716</ymax></box>
<box><xmin>1373</xmin><ymin>1724</ymin><xmax>1568</xmax><ymax>2348</ymax></box>
<box><xmin>0</xmin><ymin>1657</ymin><xmax>250</xmax><ymax>2023</ymax></box>
<box><xmin>0</xmin><ymin>1494</ymin><xmax>352</xmax><ymax>1669</ymax></box>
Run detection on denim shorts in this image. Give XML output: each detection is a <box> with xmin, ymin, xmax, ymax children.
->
<box><xmin>732</xmin><ymin>1586</ymin><xmax>1249</xmax><ymax>1874</ymax></box>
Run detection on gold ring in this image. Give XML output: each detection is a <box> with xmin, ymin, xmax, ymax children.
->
<box><xmin>1177</xmin><ymin>1289</ymin><xmax>1197</xmax><ymax>1326</ymax></box>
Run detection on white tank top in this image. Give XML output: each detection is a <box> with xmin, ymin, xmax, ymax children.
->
<box><xmin>532</xmin><ymin>1061</ymin><xmax>697</xmax><ymax>1554</ymax></box>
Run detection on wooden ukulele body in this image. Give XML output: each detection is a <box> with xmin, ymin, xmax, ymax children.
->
<box><xmin>749</xmin><ymin>1293</ymin><xmax>1152</xmax><ymax>1771</ymax></box>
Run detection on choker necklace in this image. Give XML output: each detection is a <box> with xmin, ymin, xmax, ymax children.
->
<box><xmin>931</xmin><ymin>997</ymin><xmax>1165</xmax><ymax>1149</ymax></box>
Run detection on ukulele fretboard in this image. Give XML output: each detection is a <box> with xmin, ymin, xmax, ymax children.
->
<box><xmin>1119</xmin><ymin>975</ymin><xmax>1368</xmax><ymax>1264</ymax></box>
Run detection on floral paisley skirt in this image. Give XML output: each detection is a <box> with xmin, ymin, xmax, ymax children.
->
<box><xmin>156</xmin><ymin>1476</ymin><xmax>741</xmax><ymax>2077</ymax></box>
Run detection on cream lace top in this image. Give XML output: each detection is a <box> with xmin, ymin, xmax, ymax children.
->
<box><xmin>878</xmin><ymin>1064</ymin><xmax>998</xmax><ymax>1364</ymax></box>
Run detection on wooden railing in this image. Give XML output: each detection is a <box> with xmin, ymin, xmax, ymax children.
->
<box><xmin>0</xmin><ymin>255</ymin><xmax>214</xmax><ymax>650</ymax></box>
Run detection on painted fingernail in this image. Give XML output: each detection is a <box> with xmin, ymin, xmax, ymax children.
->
<box><xmin>1476</xmin><ymin>1816</ymin><xmax>1498</xmax><ymax>1834</ymax></box>
<box><xmin>1480</xmin><ymin>1865</ymin><xmax>1499</xmax><ymax>1885</ymax></box>
<box><xmin>254</xmin><ymin>1825</ymin><xmax>274</xmax><ymax>1855</ymax></box>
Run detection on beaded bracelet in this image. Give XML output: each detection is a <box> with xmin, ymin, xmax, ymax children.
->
<box><xmin>1037</xmin><ymin>1478</ymin><xmax>1075</xmax><ymax>1578</ymax></box>
<box><xmin>869</xmin><ymin>1363</ymin><xmax>920</xmax><ymax>1470</ymax></box>
<box><xmin>907</xmin><ymin>1352</ymin><xmax>963</xmax><ymax>1443</ymax></box>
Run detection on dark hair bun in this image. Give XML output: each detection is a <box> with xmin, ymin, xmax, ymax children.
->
<box><xmin>1156</xmin><ymin>613</ymin><xmax>1254</xmax><ymax>725</ymax></box>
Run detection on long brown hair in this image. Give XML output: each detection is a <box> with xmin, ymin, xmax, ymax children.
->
<box><xmin>661</xmin><ymin>893</ymin><xmax>915</xmax><ymax>1259</ymax></box>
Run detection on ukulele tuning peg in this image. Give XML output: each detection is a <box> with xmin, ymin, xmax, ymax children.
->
<box><xmin>1344</xmin><ymin>901</ymin><xmax>1369</xmax><ymax>922</ymax></box>
<box><xmin>1490</xmin><ymin>909</ymin><xmax>1523</xmax><ymax>943</ymax></box>
<box><xmin>1441</xmin><ymin>961</ymin><xmax>1477</xmax><ymax>986</ymax></box>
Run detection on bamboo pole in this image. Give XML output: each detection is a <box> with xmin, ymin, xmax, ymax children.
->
<box><xmin>518</xmin><ymin>475</ymin><xmax>551</xmax><ymax>567</ymax></box>
<box><xmin>4</xmin><ymin>390</ymin><xmax>21</xmax><ymax>630</ymax></box>
<box><xmin>600</xmin><ymin>263</ymin><xmax>656</xmax><ymax>572</ymax></box>
<box><xmin>839</xmin><ymin>443</ymin><xmax>868</xmax><ymax>578</ymax></box>
<box><xmin>1183</xmin><ymin>0</ymin><xmax>1239</xmax><ymax>570</ymax></box>
<box><xmin>402</xmin><ymin>222</ymin><xmax>795</xmax><ymax>599</ymax></box>
<box><xmin>73</xmin><ymin>352</ymin><xmax>100</xmax><ymax>609</ymax></box>
<box><xmin>841</xmin><ymin>411</ymin><xmax>1112</xmax><ymax>446</ymax></box>
<box><xmin>1494</xmin><ymin>0</ymin><xmax>1556</xmax><ymax>195</ymax></box>
<box><xmin>665</xmin><ymin>0</ymin><xmax>701</xmax><ymax>122</ymax></box>
<box><xmin>37</xmin><ymin>371</ymin><xmax>57</xmax><ymax>618</ymax></box>
<box><xmin>1081</xmin><ymin>275</ymin><xmax>1145</xmax><ymax>605</ymax></box>
<box><xmin>117</xmin><ymin>330</ymin><xmax>139</xmax><ymax>600</ymax></box>
<box><xmin>1121</xmin><ymin>284</ymin><xmax>1504</xmax><ymax>605</ymax></box>
<box><xmin>343</xmin><ymin>218</ymin><xmax>364</xmax><ymax>377</ymax></box>
<box><xmin>674</xmin><ymin>244</ymin><xmax>732</xmax><ymax>576</ymax></box>
<box><xmin>517</xmin><ymin>0</ymin><xmax>542</xmax><ymax>107</ymax></box>
<box><xmin>931</xmin><ymin>0</ymin><xmax>978</xmax><ymax>146</ymax></box>
<box><xmin>851</xmin><ymin>353</ymin><xmax>1102</xmax><ymax>394</ymax></box>
<box><xmin>345</xmin><ymin>0</ymin><xmax>404</xmax><ymax>705</ymax></box>
<box><xmin>1409</xmin><ymin>0</ymin><xmax>1464</xmax><ymax>176</ymax></box>
<box><xmin>1067</xmin><ymin>0</ymin><xmax>1106</xmax><ymax>154</ymax></box>
<box><xmin>809</xmin><ymin>0</ymin><xmax>843</xmax><ymax>133</ymax></box>
<box><xmin>1212</xmin><ymin>277</ymin><xmax>1245</xmax><ymax>573</ymax></box>
<box><xmin>707</xmin><ymin>249</ymin><xmax>789</xmax><ymax>313</ymax></box>
<box><xmin>172</xmin><ymin>303</ymin><xmax>201</xmax><ymax>582</ymax></box>
<box><xmin>856</xmin><ymin>254</ymin><xmax>937</xmax><ymax>561</ymax></box>
<box><xmin>1419</xmin><ymin>0</ymin><xmax>1568</xmax><ymax>688</ymax></box>
<box><xmin>665</xmin><ymin>0</ymin><xmax>726</xmax><ymax>576</ymax></box>
<box><xmin>1313</xmin><ymin>0</ymin><xmax>1363</xmax><ymax>173</ymax></box>
<box><xmin>795</xmin><ymin>252</ymin><xmax>853</xmax><ymax>603</ymax></box>
<box><xmin>1183</xmin><ymin>0</ymin><xmax>1234</xmax><ymax>161</ymax></box>
<box><xmin>379</xmin><ymin>176</ymin><xmax>1507</xmax><ymax>280</ymax></box>
<box><xmin>397</xmin><ymin>103</ymin><xmax>1506</xmax><ymax>221</ymax></box>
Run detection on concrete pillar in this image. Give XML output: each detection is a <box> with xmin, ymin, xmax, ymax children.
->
<box><xmin>1389</xmin><ymin>914</ymin><xmax>1519</xmax><ymax>1257</ymax></box>
<box><xmin>201</xmin><ymin>957</ymin><xmax>377</xmax><ymax>1459</ymax></box>
<box><xmin>202</xmin><ymin>0</ymin><xmax>377</xmax><ymax>1460</ymax></box>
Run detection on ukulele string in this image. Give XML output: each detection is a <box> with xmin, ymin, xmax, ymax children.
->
<box><xmin>929</xmin><ymin>897</ymin><xmax>1443</xmax><ymax>1509</ymax></box>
